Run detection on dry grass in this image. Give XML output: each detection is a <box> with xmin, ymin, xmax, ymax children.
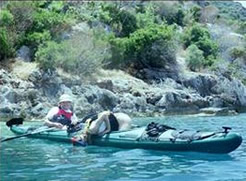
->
<box><xmin>96</xmin><ymin>69</ymin><xmax>139</xmax><ymax>81</ymax></box>
<box><xmin>11</xmin><ymin>60</ymin><xmax>38</xmax><ymax>80</ymax></box>
<box><xmin>57</xmin><ymin>68</ymin><xmax>80</xmax><ymax>80</ymax></box>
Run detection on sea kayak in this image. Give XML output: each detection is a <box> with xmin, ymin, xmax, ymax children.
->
<box><xmin>9</xmin><ymin>124</ymin><xmax>242</xmax><ymax>154</ymax></box>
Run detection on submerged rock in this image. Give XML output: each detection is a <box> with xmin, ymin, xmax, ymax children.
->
<box><xmin>199</xmin><ymin>107</ymin><xmax>238</xmax><ymax>116</ymax></box>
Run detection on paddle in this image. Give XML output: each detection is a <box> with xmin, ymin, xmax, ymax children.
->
<box><xmin>1</xmin><ymin>127</ymin><xmax>56</xmax><ymax>142</ymax></box>
<box><xmin>6</xmin><ymin>117</ymin><xmax>24</xmax><ymax>127</ymax></box>
<box><xmin>1</xmin><ymin>117</ymin><xmax>56</xmax><ymax>143</ymax></box>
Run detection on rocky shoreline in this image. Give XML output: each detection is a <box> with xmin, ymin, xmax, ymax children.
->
<box><xmin>1</xmin><ymin>62</ymin><xmax>246</xmax><ymax>120</ymax></box>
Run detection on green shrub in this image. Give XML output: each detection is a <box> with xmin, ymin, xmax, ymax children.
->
<box><xmin>4</xmin><ymin>1</ymin><xmax>74</xmax><ymax>60</ymax></box>
<box><xmin>32</xmin><ymin>9</ymin><xmax>67</xmax><ymax>34</ymax></box>
<box><xmin>0</xmin><ymin>9</ymin><xmax>14</xmax><ymax>27</ymax></box>
<box><xmin>25</xmin><ymin>30</ymin><xmax>51</xmax><ymax>57</ymax></box>
<box><xmin>108</xmin><ymin>35</ymin><xmax>128</xmax><ymax>67</ymax></box>
<box><xmin>153</xmin><ymin>2</ymin><xmax>184</xmax><ymax>26</ymax></box>
<box><xmin>0</xmin><ymin>27</ymin><xmax>15</xmax><ymax>60</ymax></box>
<box><xmin>183</xmin><ymin>23</ymin><xmax>218</xmax><ymax>59</ymax></box>
<box><xmin>7</xmin><ymin>1</ymin><xmax>36</xmax><ymax>32</ymax></box>
<box><xmin>190</xmin><ymin>6</ymin><xmax>202</xmax><ymax>22</ymax></box>
<box><xmin>139</xmin><ymin>39</ymin><xmax>176</xmax><ymax>68</ymax></box>
<box><xmin>204</xmin><ymin>55</ymin><xmax>217</xmax><ymax>67</ymax></box>
<box><xmin>47</xmin><ymin>1</ymin><xmax>65</xmax><ymax>12</ymax></box>
<box><xmin>99</xmin><ymin>3</ymin><xmax>138</xmax><ymax>37</ymax></box>
<box><xmin>183</xmin><ymin>24</ymin><xmax>210</xmax><ymax>48</ymax></box>
<box><xmin>136</xmin><ymin>4</ymin><xmax>156</xmax><ymax>28</ymax></box>
<box><xmin>230</xmin><ymin>46</ymin><xmax>246</xmax><ymax>60</ymax></box>
<box><xmin>186</xmin><ymin>44</ymin><xmax>204</xmax><ymax>71</ymax></box>
<box><xmin>35</xmin><ymin>41</ymin><xmax>60</xmax><ymax>70</ymax></box>
<box><xmin>194</xmin><ymin>36</ymin><xmax>218</xmax><ymax>58</ymax></box>
<box><xmin>108</xmin><ymin>24</ymin><xmax>176</xmax><ymax>69</ymax></box>
<box><xmin>36</xmin><ymin>30</ymin><xmax>110</xmax><ymax>76</ymax></box>
<box><xmin>237</xmin><ymin>21</ymin><xmax>246</xmax><ymax>34</ymax></box>
<box><xmin>118</xmin><ymin>10</ymin><xmax>138</xmax><ymax>37</ymax></box>
<box><xmin>163</xmin><ymin>8</ymin><xmax>184</xmax><ymax>26</ymax></box>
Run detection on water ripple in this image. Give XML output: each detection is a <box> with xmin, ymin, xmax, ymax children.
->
<box><xmin>1</xmin><ymin>113</ymin><xmax>246</xmax><ymax>181</ymax></box>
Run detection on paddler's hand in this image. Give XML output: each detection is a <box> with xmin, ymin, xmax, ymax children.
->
<box><xmin>53</xmin><ymin>123</ymin><xmax>64</xmax><ymax>129</ymax></box>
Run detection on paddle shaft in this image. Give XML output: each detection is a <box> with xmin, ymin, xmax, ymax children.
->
<box><xmin>1</xmin><ymin>127</ymin><xmax>55</xmax><ymax>142</ymax></box>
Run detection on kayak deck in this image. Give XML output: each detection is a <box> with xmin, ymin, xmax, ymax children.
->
<box><xmin>9</xmin><ymin>125</ymin><xmax>242</xmax><ymax>154</ymax></box>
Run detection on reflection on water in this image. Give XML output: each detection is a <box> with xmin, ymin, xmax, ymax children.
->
<box><xmin>1</xmin><ymin>114</ymin><xmax>246</xmax><ymax>181</ymax></box>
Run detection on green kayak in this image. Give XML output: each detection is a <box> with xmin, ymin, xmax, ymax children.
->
<box><xmin>9</xmin><ymin>124</ymin><xmax>242</xmax><ymax>154</ymax></box>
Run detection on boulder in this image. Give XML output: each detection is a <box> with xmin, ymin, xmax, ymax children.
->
<box><xmin>156</xmin><ymin>91</ymin><xmax>200</xmax><ymax>114</ymax></box>
<box><xmin>212</xmin><ymin>76</ymin><xmax>246</xmax><ymax>107</ymax></box>
<box><xmin>16</xmin><ymin>46</ymin><xmax>31</xmax><ymax>62</ymax></box>
<box><xmin>181</xmin><ymin>73</ymin><xmax>217</xmax><ymax>97</ymax></box>
<box><xmin>31</xmin><ymin>103</ymin><xmax>47</xmax><ymax>117</ymax></box>
<box><xmin>114</xmin><ymin>93</ymin><xmax>137</xmax><ymax>113</ymax></box>
<box><xmin>4</xmin><ymin>89</ymin><xmax>19</xmax><ymax>104</ymax></box>
<box><xmin>98</xmin><ymin>89</ymin><xmax>119</xmax><ymax>110</ymax></box>
<box><xmin>96</xmin><ymin>80</ymin><xmax>114</xmax><ymax>92</ymax></box>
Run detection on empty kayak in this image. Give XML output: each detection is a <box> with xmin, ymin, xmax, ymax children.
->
<box><xmin>9</xmin><ymin>124</ymin><xmax>242</xmax><ymax>154</ymax></box>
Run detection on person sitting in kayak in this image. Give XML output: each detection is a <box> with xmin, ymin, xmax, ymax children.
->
<box><xmin>73</xmin><ymin>111</ymin><xmax>132</xmax><ymax>145</ymax></box>
<box><xmin>44</xmin><ymin>94</ymin><xmax>78</xmax><ymax>129</ymax></box>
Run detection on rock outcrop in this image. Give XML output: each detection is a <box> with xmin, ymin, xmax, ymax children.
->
<box><xmin>1</xmin><ymin>66</ymin><xmax>246</xmax><ymax>119</ymax></box>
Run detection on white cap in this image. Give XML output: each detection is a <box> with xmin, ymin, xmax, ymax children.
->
<box><xmin>59</xmin><ymin>94</ymin><xmax>73</xmax><ymax>104</ymax></box>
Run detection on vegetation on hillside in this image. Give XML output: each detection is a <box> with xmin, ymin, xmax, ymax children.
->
<box><xmin>0</xmin><ymin>1</ymin><xmax>245</xmax><ymax>82</ymax></box>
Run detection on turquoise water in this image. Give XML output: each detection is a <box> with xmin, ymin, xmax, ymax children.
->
<box><xmin>1</xmin><ymin>114</ymin><xmax>246</xmax><ymax>181</ymax></box>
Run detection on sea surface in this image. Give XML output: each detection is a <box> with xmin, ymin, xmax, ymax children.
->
<box><xmin>1</xmin><ymin>113</ymin><xmax>246</xmax><ymax>181</ymax></box>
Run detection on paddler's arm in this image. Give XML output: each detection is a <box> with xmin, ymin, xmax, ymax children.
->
<box><xmin>71</xmin><ymin>113</ymin><xmax>79</xmax><ymax>125</ymax></box>
<box><xmin>44</xmin><ymin>119</ymin><xmax>64</xmax><ymax>129</ymax></box>
<box><xmin>98</xmin><ymin>115</ymin><xmax>111</xmax><ymax>137</ymax></box>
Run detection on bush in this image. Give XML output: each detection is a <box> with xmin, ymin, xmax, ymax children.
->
<box><xmin>7</xmin><ymin>1</ymin><xmax>36</xmax><ymax>32</ymax></box>
<box><xmin>32</xmin><ymin>9</ymin><xmax>65</xmax><ymax>32</ymax></box>
<box><xmin>186</xmin><ymin>44</ymin><xmax>204</xmax><ymax>71</ymax></box>
<box><xmin>108</xmin><ymin>24</ymin><xmax>176</xmax><ymax>69</ymax></box>
<box><xmin>194</xmin><ymin>36</ymin><xmax>218</xmax><ymax>58</ymax></box>
<box><xmin>0</xmin><ymin>27</ymin><xmax>15</xmax><ymax>60</ymax></box>
<box><xmin>230</xmin><ymin>46</ymin><xmax>246</xmax><ymax>60</ymax></box>
<box><xmin>0</xmin><ymin>9</ymin><xmax>14</xmax><ymax>27</ymax></box>
<box><xmin>183</xmin><ymin>23</ymin><xmax>218</xmax><ymax>59</ymax></box>
<box><xmin>190</xmin><ymin>6</ymin><xmax>202</xmax><ymax>22</ymax></box>
<box><xmin>0</xmin><ymin>9</ymin><xmax>15</xmax><ymax>60</ymax></box>
<box><xmin>99</xmin><ymin>3</ymin><xmax>138</xmax><ymax>37</ymax></box>
<box><xmin>237</xmin><ymin>21</ymin><xmax>246</xmax><ymax>34</ymax></box>
<box><xmin>35</xmin><ymin>41</ymin><xmax>60</xmax><ymax>71</ymax></box>
<box><xmin>36</xmin><ymin>30</ymin><xmax>110</xmax><ymax>76</ymax></box>
<box><xmin>153</xmin><ymin>2</ymin><xmax>184</xmax><ymax>26</ymax></box>
<box><xmin>108</xmin><ymin>35</ymin><xmax>128</xmax><ymax>67</ymax></box>
<box><xmin>136</xmin><ymin>5</ymin><xmax>156</xmax><ymax>28</ymax></box>
<box><xmin>139</xmin><ymin>39</ymin><xmax>176</xmax><ymax>68</ymax></box>
<box><xmin>183</xmin><ymin>24</ymin><xmax>210</xmax><ymax>48</ymax></box>
<box><xmin>25</xmin><ymin>31</ymin><xmax>51</xmax><ymax>50</ymax></box>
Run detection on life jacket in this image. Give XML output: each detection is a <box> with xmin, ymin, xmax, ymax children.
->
<box><xmin>51</xmin><ymin>107</ymin><xmax>73</xmax><ymax>126</ymax></box>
